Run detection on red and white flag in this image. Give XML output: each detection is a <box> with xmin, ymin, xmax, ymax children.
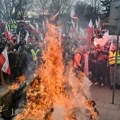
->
<box><xmin>29</xmin><ymin>23</ymin><xmax>38</xmax><ymax>34</ymax></box>
<box><xmin>0</xmin><ymin>48</ymin><xmax>11</xmax><ymax>75</ymax></box>
<box><xmin>110</xmin><ymin>42</ymin><xmax>114</xmax><ymax>51</ymax></box>
<box><xmin>95</xmin><ymin>19</ymin><xmax>99</xmax><ymax>38</ymax></box>
<box><xmin>97</xmin><ymin>17</ymin><xmax>102</xmax><ymax>30</ymax></box>
<box><xmin>25</xmin><ymin>31</ymin><xmax>29</xmax><ymax>44</ymax></box>
<box><xmin>96</xmin><ymin>17</ymin><xmax>102</xmax><ymax>37</ymax></box>
<box><xmin>5</xmin><ymin>25</ymin><xmax>12</xmax><ymax>41</ymax></box>
<box><xmin>17</xmin><ymin>32</ymin><xmax>20</xmax><ymax>43</ymax></box>
<box><xmin>85</xmin><ymin>19</ymin><xmax>94</xmax><ymax>44</ymax></box>
<box><xmin>94</xmin><ymin>31</ymin><xmax>109</xmax><ymax>46</ymax></box>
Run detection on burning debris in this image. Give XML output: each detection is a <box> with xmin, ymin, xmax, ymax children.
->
<box><xmin>15</xmin><ymin>23</ymin><xmax>99</xmax><ymax>120</ymax></box>
<box><xmin>9</xmin><ymin>75</ymin><xmax>26</xmax><ymax>90</ymax></box>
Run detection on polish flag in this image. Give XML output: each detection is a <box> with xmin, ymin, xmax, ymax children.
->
<box><xmin>96</xmin><ymin>17</ymin><xmax>102</xmax><ymax>37</ymax></box>
<box><xmin>0</xmin><ymin>48</ymin><xmax>11</xmax><ymax>75</ymax></box>
<box><xmin>95</xmin><ymin>19</ymin><xmax>99</xmax><ymax>38</ymax></box>
<box><xmin>29</xmin><ymin>23</ymin><xmax>38</xmax><ymax>34</ymax></box>
<box><xmin>5</xmin><ymin>25</ymin><xmax>12</xmax><ymax>41</ymax></box>
<box><xmin>85</xmin><ymin>19</ymin><xmax>94</xmax><ymax>44</ymax></box>
<box><xmin>110</xmin><ymin>42</ymin><xmax>114</xmax><ymax>51</ymax></box>
<box><xmin>25</xmin><ymin>31</ymin><xmax>29</xmax><ymax>44</ymax></box>
<box><xmin>17</xmin><ymin>32</ymin><xmax>20</xmax><ymax>43</ymax></box>
<box><xmin>97</xmin><ymin>17</ymin><xmax>102</xmax><ymax>30</ymax></box>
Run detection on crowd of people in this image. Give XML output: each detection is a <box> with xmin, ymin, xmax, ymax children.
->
<box><xmin>0</xmin><ymin>19</ymin><xmax>120</xmax><ymax>91</ymax></box>
<box><xmin>73</xmin><ymin>41</ymin><xmax>120</xmax><ymax>89</ymax></box>
<box><xmin>0</xmin><ymin>37</ymin><xmax>42</xmax><ymax>85</ymax></box>
<box><xmin>0</xmin><ymin>18</ymin><xmax>45</xmax><ymax>85</ymax></box>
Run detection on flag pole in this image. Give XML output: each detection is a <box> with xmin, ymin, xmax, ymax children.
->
<box><xmin>112</xmin><ymin>22</ymin><xmax>120</xmax><ymax>104</ymax></box>
<box><xmin>0</xmin><ymin>67</ymin><xmax>5</xmax><ymax>85</ymax></box>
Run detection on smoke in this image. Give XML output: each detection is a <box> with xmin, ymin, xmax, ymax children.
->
<box><xmin>43</xmin><ymin>23</ymin><xmax>97</xmax><ymax>120</ymax></box>
<box><xmin>15</xmin><ymin>22</ymin><xmax>98</xmax><ymax>120</ymax></box>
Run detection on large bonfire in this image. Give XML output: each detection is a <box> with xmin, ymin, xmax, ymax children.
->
<box><xmin>15</xmin><ymin>22</ymin><xmax>98</xmax><ymax>120</ymax></box>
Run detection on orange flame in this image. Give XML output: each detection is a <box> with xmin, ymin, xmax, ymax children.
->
<box><xmin>9</xmin><ymin>75</ymin><xmax>26</xmax><ymax>90</ymax></box>
<box><xmin>15</xmin><ymin>23</ymin><xmax>98</xmax><ymax>120</ymax></box>
<box><xmin>17</xmin><ymin>75</ymin><xmax>26</xmax><ymax>83</ymax></box>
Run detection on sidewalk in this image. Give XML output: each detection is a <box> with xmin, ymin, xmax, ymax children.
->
<box><xmin>0</xmin><ymin>85</ymin><xmax>9</xmax><ymax>98</ymax></box>
<box><xmin>90</xmin><ymin>85</ymin><xmax>120</xmax><ymax>120</ymax></box>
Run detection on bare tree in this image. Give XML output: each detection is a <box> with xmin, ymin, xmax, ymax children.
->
<box><xmin>74</xmin><ymin>0</ymin><xmax>102</xmax><ymax>17</ymax></box>
<box><xmin>36</xmin><ymin>0</ymin><xmax>73</xmax><ymax>16</ymax></box>
<box><xmin>31</xmin><ymin>0</ymin><xmax>50</xmax><ymax>15</ymax></box>
<box><xmin>0</xmin><ymin>0</ymin><xmax>32</xmax><ymax>20</ymax></box>
<box><xmin>50</xmin><ymin>0</ymin><xmax>73</xmax><ymax>15</ymax></box>
<box><xmin>75</xmin><ymin>1</ymin><xmax>88</xmax><ymax>15</ymax></box>
<box><xmin>87</xmin><ymin>0</ymin><xmax>102</xmax><ymax>14</ymax></box>
<box><xmin>101</xmin><ymin>0</ymin><xmax>113</xmax><ymax>22</ymax></box>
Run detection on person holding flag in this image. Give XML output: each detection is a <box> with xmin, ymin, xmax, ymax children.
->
<box><xmin>0</xmin><ymin>47</ymin><xmax>11</xmax><ymax>85</ymax></box>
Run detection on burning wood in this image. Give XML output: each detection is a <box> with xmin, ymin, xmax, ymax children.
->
<box><xmin>9</xmin><ymin>75</ymin><xmax>26</xmax><ymax>90</ymax></box>
<box><xmin>15</xmin><ymin>23</ymin><xmax>99</xmax><ymax>120</ymax></box>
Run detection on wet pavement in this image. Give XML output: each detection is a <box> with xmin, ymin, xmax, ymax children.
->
<box><xmin>90</xmin><ymin>85</ymin><xmax>120</xmax><ymax>120</ymax></box>
<box><xmin>53</xmin><ymin>85</ymin><xmax>120</xmax><ymax>120</ymax></box>
<box><xmin>0</xmin><ymin>86</ymin><xmax>9</xmax><ymax>98</ymax></box>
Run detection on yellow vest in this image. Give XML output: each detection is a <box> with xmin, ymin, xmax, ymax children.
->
<box><xmin>117</xmin><ymin>53</ymin><xmax>120</xmax><ymax>64</ymax></box>
<box><xmin>109</xmin><ymin>51</ymin><xmax>115</xmax><ymax>65</ymax></box>
<box><xmin>31</xmin><ymin>49</ymin><xmax>40</xmax><ymax>61</ymax></box>
<box><xmin>109</xmin><ymin>51</ymin><xmax>120</xmax><ymax>65</ymax></box>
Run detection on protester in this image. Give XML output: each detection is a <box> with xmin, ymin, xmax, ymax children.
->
<box><xmin>116</xmin><ymin>48</ymin><xmax>120</xmax><ymax>89</ymax></box>
<box><xmin>94</xmin><ymin>44</ymin><xmax>108</xmax><ymax>86</ymax></box>
<box><xmin>109</xmin><ymin>44</ymin><xmax>116</xmax><ymax>88</ymax></box>
<box><xmin>83</xmin><ymin>46</ymin><xmax>89</xmax><ymax>76</ymax></box>
<box><xmin>0</xmin><ymin>19</ymin><xmax>45</xmax><ymax>85</ymax></box>
<box><xmin>0</xmin><ymin>18</ymin><xmax>120</xmax><ymax>92</ymax></box>
<box><xmin>109</xmin><ymin>44</ymin><xmax>120</xmax><ymax>89</ymax></box>
<box><xmin>73</xmin><ymin>46</ymin><xmax>85</xmax><ymax>72</ymax></box>
<box><xmin>88</xmin><ymin>47</ymin><xmax>97</xmax><ymax>84</ymax></box>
